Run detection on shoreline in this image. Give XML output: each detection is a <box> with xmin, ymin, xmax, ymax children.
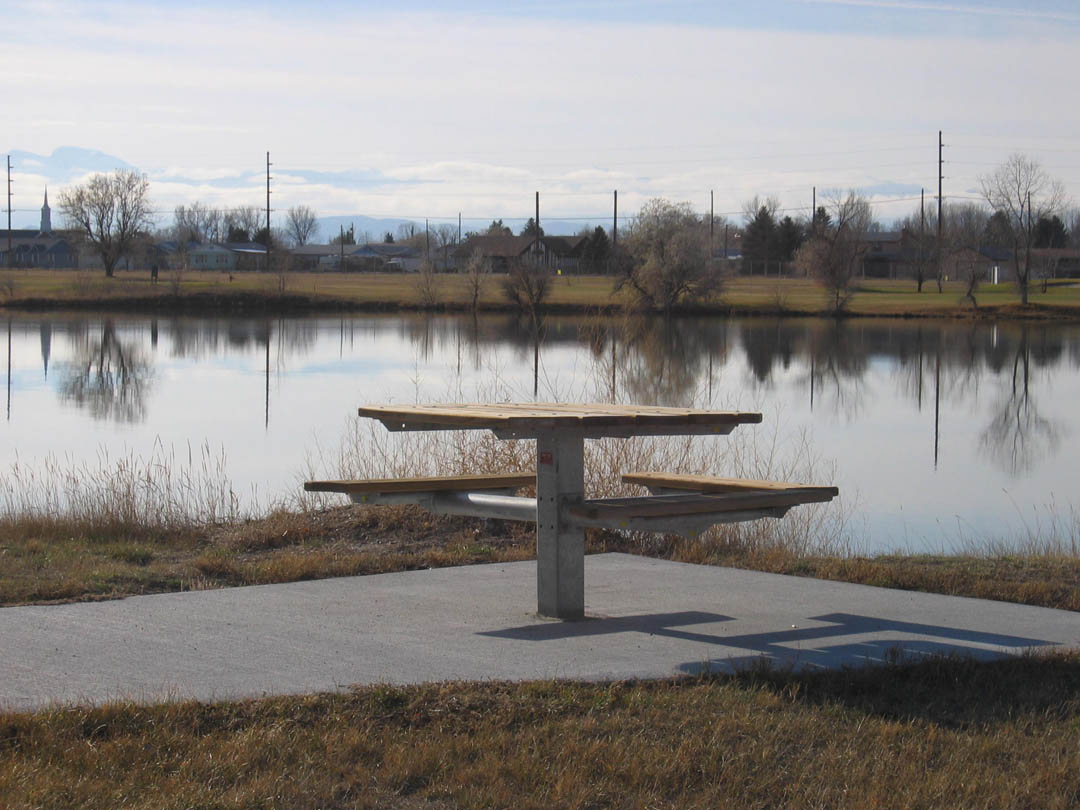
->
<box><xmin>5</xmin><ymin>290</ymin><xmax>1080</xmax><ymax>322</ymax></box>
<box><xmin>2</xmin><ymin>270</ymin><xmax>1079</xmax><ymax>320</ymax></box>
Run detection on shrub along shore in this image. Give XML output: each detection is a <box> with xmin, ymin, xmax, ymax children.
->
<box><xmin>2</xmin><ymin>268</ymin><xmax>1080</xmax><ymax>318</ymax></box>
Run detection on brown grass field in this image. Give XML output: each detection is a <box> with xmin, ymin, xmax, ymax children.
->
<box><xmin>2</xmin><ymin>266</ymin><xmax>1080</xmax><ymax>317</ymax></box>
<box><xmin>2</xmin><ymin>505</ymin><xmax>1078</xmax><ymax>612</ymax></box>
<box><xmin>1</xmin><ymin>648</ymin><xmax>1077</xmax><ymax>808</ymax></box>
<box><xmin>1</xmin><ymin>506</ymin><xmax>1078</xmax><ymax>807</ymax></box>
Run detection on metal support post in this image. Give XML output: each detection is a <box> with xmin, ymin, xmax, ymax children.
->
<box><xmin>535</xmin><ymin>429</ymin><xmax>585</xmax><ymax>619</ymax></box>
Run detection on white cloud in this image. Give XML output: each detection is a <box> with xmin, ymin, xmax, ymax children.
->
<box><xmin>5</xmin><ymin>1</ymin><xmax>1075</xmax><ymax>223</ymax></box>
<box><xmin>798</xmin><ymin>0</ymin><xmax>1080</xmax><ymax>23</ymax></box>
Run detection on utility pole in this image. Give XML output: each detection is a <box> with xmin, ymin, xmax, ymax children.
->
<box><xmin>458</xmin><ymin>212</ymin><xmax>461</xmax><ymax>244</ymax></box>
<box><xmin>919</xmin><ymin>188</ymin><xmax>925</xmax><ymax>293</ymax></box>
<box><xmin>340</xmin><ymin>224</ymin><xmax>345</xmax><ymax>269</ymax></box>
<box><xmin>535</xmin><ymin>190</ymin><xmax>540</xmax><ymax>240</ymax></box>
<box><xmin>425</xmin><ymin>218</ymin><xmax>430</xmax><ymax>259</ymax></box>
<box><xmin>265</xmin><ymin>151</ymin><xmax>272</xmax><ymax>272</ymax></box>
<box><xmin>6</xmin><ymin>156</ymin><xmax>12</xmax><ymax>268</ymax></box>
<box><xmin>710</xmin><ymin>190</ymin><xmax>714</xmax><ymax>257</ymax></box>
<box><xmin>612</xmin><ymin>189</ymin><xmax>618</xmax><ymax>249</ymax></box>
<box><xmin>811</xmin><ymin>186</ymin><xmax>816</xmax><ymax>235</ymax></box>
<box><xmin>937</xmin><ymin>131</ymin><xmax>943</xmax><ymax>292</ymax></box>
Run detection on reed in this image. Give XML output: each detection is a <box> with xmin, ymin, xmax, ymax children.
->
<box><xmin>0</xmin><ymin>440</ymin><xmax>251</xmax><ymax>536</ymax></box>
<box><xmin>303</xmin><ymin>390</ymin><xmax>851</xmax><ymax>559</ymax></box>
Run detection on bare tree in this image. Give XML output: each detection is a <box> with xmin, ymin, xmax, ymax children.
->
<box><xmin>173</xmin><ymin>201</ymin><xmax>221</xmax><ymax>244</ymax></box>
<box><xmin>617</xmin><ymin>198</ymin><xmax>719</xmax><ymax>313</ymax></box>
<box><xmin>59</xmin><ymin>170</ymin><xmax>153</xmax><ymax>277</ymax></box>
<box><xmin>943</xmin><ymin>202</ymin><xmax>989</xmax><ymax>309</ymax></box>
<box><xmin>414</xmin><ymin>260</ymin><xmax>440</xmax><ymax>308</ymax></box>
<box><xmin>1066</xmin><ymin>207</ymin><xmax>1080</xmax><ymax>247</ymax></box>
<box><xmin>979</xmin><ymin>154</ymin><xmax>1066</xmax><ymax>305</ymax></box>
<box><xmin>795</xmin><ymin>191</ymin><xmax>871</xmax><ymax>314</ymax></box>
<box><xmin>464</xmin><ymin>249</ymin><xmax>487</xmax><ymax>311</ymax></box>
<box><xmin>740</xmin><ymin>195</ymin><xmax>780</xmax><ymax>225</ymax></box>
<box><xmin>898</xmin><ymin>200</ymin><xmax>936</xmax><ymax>293</ymax></box>
<box><xmin>501</xmin><ymin>260</ymin><xmax>551</xmax><ymax>316</ymax></box>
<box><xmin>226</xmin><ymin>206</ymin><xmax>264</xmax><ymax>242</ymax></box>
<box><xmin>433</xmin><ymin>224</ymin><xmax>458</xmax><ymax>270</ymax></box>
<box><xmin>285</xmin><ymin>205</ymin><xmax>319</xmax><ymax>247</ymax></box>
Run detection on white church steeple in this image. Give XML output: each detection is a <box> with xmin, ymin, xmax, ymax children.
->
<box><xmin>40</xmin><ymin>187</ymin><xmax>52</xmax><ymax>235</ymax></box>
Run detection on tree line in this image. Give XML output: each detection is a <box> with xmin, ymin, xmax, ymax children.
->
<box><xmin>55</xmin><ymin>154</ymin><xmax>1076</xmax><ymax>311</ymax></box>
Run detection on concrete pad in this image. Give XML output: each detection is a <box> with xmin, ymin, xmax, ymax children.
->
<box><xmin>1</xmin><ymin>553</ymin><xmax>1076</xmax><ymax>712</ymax></box>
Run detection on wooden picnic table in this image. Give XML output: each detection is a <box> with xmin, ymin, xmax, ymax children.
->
<box><xmin>348</xmin><ymin>403</ymin><xmax>766</xmax><ymax>619</ymax></box>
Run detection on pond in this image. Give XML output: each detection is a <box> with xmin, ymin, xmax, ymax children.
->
<box><xmin>3</xmin><ymin>311</ymin><xmax>1078</xmax><ymax>553</ymax></box>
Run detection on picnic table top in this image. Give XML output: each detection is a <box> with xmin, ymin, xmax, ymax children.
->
<box><xmin>356</xmin><ymin>403</ymin><xmax>763</xmax><ymax>435</ymax></box>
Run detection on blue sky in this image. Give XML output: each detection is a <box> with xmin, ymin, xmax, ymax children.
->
<box><xmin>4</xmin><ymin>0</ymin><xmax>1078</xmax><ymax>233</ymax></box>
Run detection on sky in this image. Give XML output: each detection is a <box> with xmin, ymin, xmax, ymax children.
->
<box><xmin>3</xmin><ymin>0</ymin><xmax>1079</xmax><ymax>235</ymax></box>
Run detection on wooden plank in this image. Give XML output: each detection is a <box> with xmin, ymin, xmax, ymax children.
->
<box><xmin>305</xmin><ymin>473</ymin><xmax>534</xmax><ymax>495</ymax></box>
<box><xmin>356</xmin><ymin>403</ymin><xmax>762</xmax><ymax>432</ymax></box>
<box><xmin>569</xmin><ymin>491</ymin><xmax>833</xmax><ymax>521</ymax></box>
<box><xmin>622</xmin><ymin>472</ymin><xmax>839</xmax><ymax>497</ymax></box>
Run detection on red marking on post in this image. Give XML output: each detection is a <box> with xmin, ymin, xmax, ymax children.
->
<box><xmin>539</xmin><ymin>451</ymin><xmax>553</xmax><ymax>465</ymax></box>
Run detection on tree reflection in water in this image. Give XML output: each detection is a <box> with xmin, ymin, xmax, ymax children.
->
<box><xmin>802</xmin><ymin>321</ymin><xmax>868</xmax><ymax>420</ymax></box>
<box><xmin>613</xmin><ymin>317</ymin><xmax>715</xmax><ymax>406</ymax></box>
<box><xmin>59</xmin><ymin>319</ymin><xmax>153</xmax><ymax>423</ymax></box>
<box><xmin>980</xmin><ymin>327</ymin><xmax>1062</xmax><ymax>476</ymax></box>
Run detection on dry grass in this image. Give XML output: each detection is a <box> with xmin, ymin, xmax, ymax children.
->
<box><xmin>3</xmin><ymin>267</ymin><xmax>1080</xmax><ymax>318</ymax></box>
<box><xmin>1</xmin><ymin>651</ymin><xmax>1078</xmax><ymax>808</ymax></box>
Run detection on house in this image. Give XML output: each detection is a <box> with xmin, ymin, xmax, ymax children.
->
<box><xmin>455</xmin><ymin>233</ymin><xmax>591</xmax><ymax>272</ymax></box>
<box><xmin>290</xmin><ymin>242</ymin><xmax>422</xmax><ymax>271</ymax></box>
<box><xmin>224</xmin><ymin>241</ymin><xmax>269</xmax><ymax>271</ymax></box>
<box><xmin>455</xmin><ymin>235</ymin><xmax>541</xmax><ymax>272</ymax></box>
<box><xmin>348</xmin><ymin>243</ymin><xmax>422</xmax><ymax>271</ymax></box>
<box><xmin>859</xmin><ymin>231</ymin><xmax>908</xmax><ymax>278</ymax></box>
<box><xmin>539</xmin><ymin>235</ymin><xmax>588</xmax><ymax>272</ymax></box>
<box><xmin>156</xmin><ymin>241</ymin><xmax>238</xmax><ymax>271</ymax></box>
<box><xmin>1031</xmin><ymin>248</ymin><xmax>1080</xmax><ymax>280</ymax></box>
<box><xmin>0</xmin><ymin>235</ymin><xmax>80</xmax><ymax>268</ymax></box>
<box><xmin>0</xmin><ymin>188</ymin><xmax>81</xmax><ymax>268</ymax></box>
<box><xmin>290</xmin><ymin>243</ymin><xmax>347</xmax><ymax>270</ymax></box>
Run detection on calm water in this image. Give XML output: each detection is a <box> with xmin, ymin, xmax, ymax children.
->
<box><xmin>3</xmin><ymin>312</ymin><xmax>1078</xmax><ymax>553</ymax></box>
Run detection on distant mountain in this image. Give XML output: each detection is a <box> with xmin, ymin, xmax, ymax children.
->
<box><xmin>7</xmin><ymin>147</ymin><xmax>133</xmax><ymax>181</ymax></box>
<box><xmin>313</xmin><ymin>215</ymin><xmax>597</xmax><ymax>245</ymax></box>
<box><xmin>315</xmin><ymin>215</ymin><xmax>425</xmax><ymax>245</ymax></box>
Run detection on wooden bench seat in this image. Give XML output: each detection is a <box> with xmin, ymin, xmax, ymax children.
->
<box><xmin>304</xmin><ymin>473</ymin><xmax>534</xmax><ymax>495</ymax></box>
<box><xmin>570</xmin><ymin>490</ymin><xmax>826</xmax><ymax>522</ymax></box>
<box><xmin>621</xmin><ymin>472</ymin><xmax>838</xmax><ymax>502</ymax></box>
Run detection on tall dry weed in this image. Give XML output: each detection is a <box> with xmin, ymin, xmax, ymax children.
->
<box><xmin>0</xmin><ymin>439</ymin><xmax>252</xmax><ymax>534</ymax></box>
<box><xmin>299</xmin><ymin>360</ymin><xmax>854</xmax><ymax>557</ymax></box>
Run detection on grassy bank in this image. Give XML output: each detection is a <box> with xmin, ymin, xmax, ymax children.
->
<box><xmin>3</xmin><ymin>267</ymin><xmax>1080</xmax><ymax>318</ymax></box>
<box><xmin>2</xmin><ymin>651</ymin><xmax>1078</xmax><ymax>808</ymax></box>
<box><xmin>3</xmin><ymin>505</ymin><xmax>1079</xmax><ymax>612</ymax></box>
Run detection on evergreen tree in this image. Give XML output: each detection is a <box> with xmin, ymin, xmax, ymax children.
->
<box><xmin>742</xmin><ymin>206</ymin><xmax>777</xmax><ymax>272</ymax></box>
<box><xmin>775</xmin><ymin>216</ymin><xmax>804</xmax><ymax>262</ymax></box>
<box><xmin>1034</xmin><ymin>215</ymin><xmax>1068</xmax><ymax>248</ymax></box>
<box><xmin>520</xmin><ymin>217</ymin><xmax>545</xmax><ymax>238</ymax></box>
<box><xmin>581</xmin><ymin>226</ymin><xmax>610</xmax><ymax>271</ymax></box>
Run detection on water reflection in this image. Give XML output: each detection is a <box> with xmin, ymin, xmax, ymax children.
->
<box><xmin>980</xmin><ymin>330</ymin><xmax>1062</xmax><ymax>475</ymax></box>
<box><xmin>5</xmin><ymin>312</ymin><xmax>1078</xmax><ymax>480</ymax></box>
<box><xmin>59</xmin><ymin>319</ymin><xmax>153</xmax><ymax>423</ymax></box>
